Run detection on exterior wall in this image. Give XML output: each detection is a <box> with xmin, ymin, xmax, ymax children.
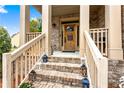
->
<box><xmin>108</xmin><ymin>59</ymin><xmax>124</xmax><ymax>88</ymax></box>
<box><xmin>11</xmin><ymin>32</ymin><xmax>20</xmax><ymax>48</ymax></box>
<box><xmin>51</xmin><ymin>14</ymin><xmax>79</xmax><ymax>51</ymax></box>
<box><xmin>121</xmin><ymin>6</ymin><xmax>124</xmax><ymax>58</ymax></box>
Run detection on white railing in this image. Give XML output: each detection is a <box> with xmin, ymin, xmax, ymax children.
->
<box><xmin>2</xmin><ymin>32</ymin><xmax>46</xmax><ymax>88</ymax></box>
<box><xmin>90</xmin><ymin>28</ymin><xmax>108</xmax><ymax>56</ymax></box>
<box><xmin>26</xmin><ymin>32</ymin><xmax>42</xmax><ymax>42</ymax></box>
<box><xmin>84</xmin><ymin>30</ymin><xmax>108</xmax><ymax>88</ymax></box>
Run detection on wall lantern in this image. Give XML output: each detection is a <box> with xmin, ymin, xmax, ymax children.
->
<box><xmin>52</xmin><ymin>23</ymin><xmax>56</xmax><ymax>28</ymax></box>
<box><xmin>42</xmin><ymin>54</ymin><xmax>48</xmax><ymax>63</ymax></box>
<box><xmin>80</xmin><ymin>64</ymin><xmax>87</xmax><ymax>76</ymax></box>
<box><xmin>28</xmin><ymin>70</ymin><xmax>36</xmax><ymax>82</ymax></box>
<box><xmin>82</xmin><ymin>77</ymin><xmax>90</xmax><ymax>88</ymax></box>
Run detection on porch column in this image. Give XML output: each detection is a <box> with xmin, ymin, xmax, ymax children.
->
<box><xmin>80</xmin><ymin>5</ymin><xmax>89</xmax><ymax>57</ymax></box>
<box><xmin>42</xmin><ymin>5</ymin><xmax>52</xmax><ymax>55</ymax></box>
<box><xmin>20</xmin><ymin>5</ymin><xmax>30</xmax><ymax>46</ymax></box>
<box><xmin>105</xmin><ymin>5</ymin><xmax>123</xmax><ymax>60</ymax></box>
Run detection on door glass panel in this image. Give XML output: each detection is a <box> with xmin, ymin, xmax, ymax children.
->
<box><xmin>67</xmin><ymin>33</ymin><xmax>73</xmax><ymax>41</ymax></box>
<box><xmin>66</xmin><ymin>25</ymin><xmax>74</xmax><ymax>32</ymax></box>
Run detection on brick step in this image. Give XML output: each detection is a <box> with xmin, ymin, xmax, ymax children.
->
<box><xmin>32</xmin><ymin>81</ymin><xmax>80</xmax><ymax>88</ymax></box>
<box><xmin>48</xmin><ymin>56</ymin><xmax>82</xmax><ymax>64</ymax></box>
<box><xmin>35</xmin><ymin>62</ymin><xmax>82</xmax><ymax>74</ymax></box>
<box><xmin>35</xmin><ymin>69</ymin><xmax>83</xmax><ymax>87</ymax></box>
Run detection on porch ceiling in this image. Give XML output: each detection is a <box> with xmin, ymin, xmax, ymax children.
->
<box><xmin>52</xmin><ymin>5</ymin><xmax>80</xmax><ymax>17</ymax></box>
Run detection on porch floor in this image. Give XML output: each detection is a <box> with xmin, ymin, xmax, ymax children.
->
<box><xmin>51</xmin><ymin>51</ymin><xmax>80</xmax><ymax>58</ymax></box>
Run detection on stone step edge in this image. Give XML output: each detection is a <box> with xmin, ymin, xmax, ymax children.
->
<box><xmin>35</xmin><ymin>62</ymin><xmax>81</xmax><ymax>74</ymax></box>
<box><xmin>31</xmin><ymin>80</ymin><xmax>82</xmax><ymax>88</ymax></box>
<box><xmin>49</xmin><ymin>56</ymin><xmax>81</xmax><ymax>59</ymax></box>
<box><xmin>33</xmin><ymin>70</ymin><xmax>84</xmax><ymax>87</ymax></box>
<box><xmin>35</xmin><ymin>69</ymin><xmax>83</xmax><ymax>81</ymax></box>
<box><xmin>36</xmin><ymin>62</ymin><xmax>82</xmax><ymax>68</ymax></box>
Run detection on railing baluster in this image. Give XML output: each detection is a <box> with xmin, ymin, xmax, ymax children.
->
<box><xmin>97</xmin><ymin>31</ymin><xmax>99</xmax><ymax>51</ymax></box>
<box><xmin>105</xmin><ymin>29</ymin><xmax>108</xmax><ymax>56</ymax></box>
<box><xmin>15</xmin><ymin>58</ymin><xmax>19</xmax><ymax>87</ymax></box>
<box><xmin>101</xmin><ymin>30</ymin><xmax>103</xmax><ymax>54</ymax></box>
<box><xmin>90</xmin><ymin>28</ymin><xmax>108</xmax><ymax>56</ymax></box>
<box><xmin>11</xmin><ymin>61</ymin><xmax>14</xmax><ymax>88</ymax></box>
<box><xmin>20</xmin><ymin>55</ymin><xmax>23</xmax><ymax>82</ymax></box>
<box><xmin>24</xmin><ymin>52</ymin><xmax>27</xmax><ymax>76</ymax></box>
<box><xmin>31</xmin><ymin>47</ymin><xmax>33</xmax><ymax>68</ymax></box>
<box><xmin>28</xmin><ymin>48</ymin><xmax>31</xmax><ymax>71</ymax></box>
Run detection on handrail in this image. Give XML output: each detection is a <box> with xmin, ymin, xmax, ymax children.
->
<box><xmin>3</xmin><ymin>32</ymin><xmax>46</xmax><ymax>88</ymax></box>
<box><xmin>84</xmin><ymin>30</ymin><xmax>108</xmax><ymax>88</ymax></box>
<box><xmin>11</xmin><ymin>32</ymin><xmax>45</xmax><ymax>61</ymax></box>
<box><xmin>85</xmin><ymin>31</ymin><xmax>103</xmax><ymax>58</ymax></box>
<box><xmin>90</xmin><ymin>28</ymin><xmax>108</xmax><ymax>30</ymax></box>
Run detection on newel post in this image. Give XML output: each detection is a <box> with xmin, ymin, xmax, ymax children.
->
<box><xmin>2</xmin><ymin>53</ymin><xmax>12</xmax><ymax>88</ymax></box>
<box><xmin>97</xmin><ymin>58</ymin><xmax>108</xmax><ymax>88</ymax></box>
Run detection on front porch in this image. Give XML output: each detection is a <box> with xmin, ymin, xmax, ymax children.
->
<box><xmin>21</xmin><ymin>5</ymin><xmax>123</xmax><ymax>59</ymax></box>
<box><xmin>2</xmin><ymin>5</ymin><xmax>123</xmax><ymax>88</ymax></box>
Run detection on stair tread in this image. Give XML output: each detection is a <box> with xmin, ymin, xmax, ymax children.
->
<box><xmin>35</xmin><ymin>69</ymin><xmax>83</xmax><ymax>80</ymax></box>
<box><xmin>37</xmin><ymin>62</ymin><xmax>81</xmax><ymax>68</ymax></box>
<box><xmin>32</xmin><ymin>81</ymin><xmax>80</xmax><ymax>88</ymax></box>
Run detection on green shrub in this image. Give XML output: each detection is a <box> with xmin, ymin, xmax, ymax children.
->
<box><xmin>19</xmin><ymin>82</ymin><xmax>32</xmax><ymax>88</ymax></box>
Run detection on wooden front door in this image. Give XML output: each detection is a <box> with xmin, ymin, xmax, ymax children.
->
<box><xmin>63</xmin><ymin>24</ymin><xmax>76</xmax><ymax>51</ymax></box>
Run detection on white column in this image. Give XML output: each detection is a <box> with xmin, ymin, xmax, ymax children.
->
<box><xmin>20</xmin><ymin>5</ymin><xmax>30</xmax><ymax>46</ymax></box>
<box><xmin>80</xmin><ymin>5</ymin><xmax>89</xmax><ymax>57</ymax></box>
<box><xmin>42</xmin><ymin>5</ymin><xmax>52</xmax><ymax>55</ymax></box>
<box><xmin>105</xmin><ymin>5</ymin><xmax>123</xmax><ymax>60</ymax></box>
<box><xmin>2</xmin><ymin>53</ymin><xmax>12</xmax><ymax>88</ymax></box>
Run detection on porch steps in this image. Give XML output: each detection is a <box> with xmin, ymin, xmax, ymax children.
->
<box><xmin>34</xmin><ymin>69</ymin><xmax>82</xmax><ymax>87</ymax></box>
<box><xmin>48</xmin><ymin>56</ymin><xmax>81</xmax><ymax>64</ymax></box>
<box><xmin>29</xmin><ymin>57</ymin><xmax>85</xmax><ymax>88</ymax></box>
<box><xmin>35</xmin><ymin>62</ymin><xmax>81</xmax><ymax>74</ymax></box>
<box><xmin>32</xmin><ymin>81</ymin><xmax>77</xmax><ymax>88</ymax></box>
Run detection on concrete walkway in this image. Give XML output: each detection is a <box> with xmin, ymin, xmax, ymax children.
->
<box><xmin>52</xmin><ymin>51</ymin><xmax>80</xmax><ymax>58</ymax></box>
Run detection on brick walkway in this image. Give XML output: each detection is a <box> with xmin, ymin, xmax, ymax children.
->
<box><xmin>32</xmin><ymin>81</ymin><xmax>78</xmax><ymax>88</ymax></box>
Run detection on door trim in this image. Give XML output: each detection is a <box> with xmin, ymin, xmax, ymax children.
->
<box><xmin>61</xmin><ymin>23</ymin><xmax>79</xmax><ymax>51</ymax></box>
<box><xmin>60</xmin><ymin>17</ymin><xmax>79</xmax><ymax>51</ymax></box>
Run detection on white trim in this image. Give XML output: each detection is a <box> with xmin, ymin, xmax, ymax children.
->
<box><xmin>108</xmin><ymin>48</ymin><xmax>123</xmax><ymax>50</ymax></box>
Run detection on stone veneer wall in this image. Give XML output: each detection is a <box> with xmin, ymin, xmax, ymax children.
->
<box><xmin>51</xmin><ymin>14</ymin><xmax>79</xmax><ymax>51</ymax></box>
<box><xmin>108</xmin><ymin>59</ymin><xmax>124</xmax><ymax>88</ymax></box>
<box><xmin>97</xmin><ymin>7</ymin><xmax>105</xmax><ymax>28</ymax></box>
<box><xmin>90</xmin><ymin>6</ymin><xmax>105</xmax><ymax>29</ymax></box>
